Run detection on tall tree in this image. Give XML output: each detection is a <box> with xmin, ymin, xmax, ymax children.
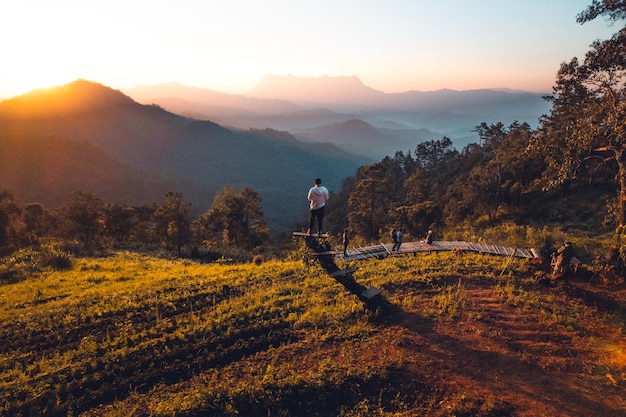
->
<box><xmin>413</xmin><ymin>137</ymin><xmax>461</xmax><ymax>204</ymax></box>
<box><xmin>324</xmin><ymin>176</ymin><xmax>356</xmax><ymax>236</ymax></box>
<box><xmin>531</xmin><ymin>2</ymin><xmax>626</xmax><ymax>223</ymax></box>
<box><xmin>154</xmin><ymin>192</ymin><xmax>191</xmax><ymax>256</ymax></box>
<box><xmin>104</xmin><ymin>204</ymin><xmax>139</xmax><ymax>244</ymax></box>
<box><xmin>201</xmin><ymin>185</ymin><xmax>269</xmax><ymax>249</ymax></box>
<box><xmin>0</xmin><ymin>191</ymin><xmax>21</xmax><ymax>251</ymax></box>
<box><xmin>348</xmin><ymin>163</ymin><xmax>394</xmax><ymax>241</ymax></box>
<box><xmin>414</xmin><ymin>137</ymin><xmax>459</xmax><ymax>173</ymax></box>
<box><xmin>60</xmin><ymin>191</ymin><xmax>106</xmax><ymax>252</ymax></box>
<box><xmin>397</xmin><ymin>168</ymin><xmax>440</xmax><ymax>236</ymax></box>
<box><xmin>239</xmin><ymin>186</ymin><xmax>270</xmax><ymax>249</ymax></box>
<box><xmin>23</xmin><ymin>203</ymin><xmax>50</xmax><ymax>242</ymax></box>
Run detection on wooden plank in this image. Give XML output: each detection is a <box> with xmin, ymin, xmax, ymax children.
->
<box><xmin>329</xmin><ymin>267</ymin><xmax>358</xmax><ymax>277</ymax></box>
<box><xmin>361</xmin><ymin>287</ymin><xmax>381</xmax><ymax>299</ymax></box>
<box><xmin>380</xmin><ymin>241</ymin><xmax>392</xmax><ymax>255</ymax></box>
<box><xmin>310</xmin><ymin>251</ymin><xmax>340</xmax><ymax>256</ymax></box>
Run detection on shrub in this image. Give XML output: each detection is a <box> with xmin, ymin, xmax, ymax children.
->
<box><xmin>0</xmin><ymin>248</ymin><xmax>39</xmax><ymax>283</ymax></box>
<box><xmin>39</xmin><ymin>243</ymin><xmax>73</xmax><ymax>270</ymax></box>
<box><xmin>0</xmin><ymin>243</ymin><xmax>72</xmax><ymax>284</ymax></box>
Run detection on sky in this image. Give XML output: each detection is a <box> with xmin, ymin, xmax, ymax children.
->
<box><xmin>0</xmin><ymin>0</ymin><xmax>620</xmax><ymax>99</ymax></box>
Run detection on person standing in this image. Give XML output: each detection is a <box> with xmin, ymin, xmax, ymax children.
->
<box><xmin>394</xmin><ymin>229</ymin><xmax>403</xmax><ymax>252</ymax></box>
<box><xmin>551</xmin><ymin>241</ymin><xmax>576</xmax><ymax>283</ymax></box>
<box><xmin>342</xmin><ymin>228</ymin><xmax>349</xmax><ymax>256</ymax></box>
<box><xmin>307</xmin><ymin>178</ymin><xmax>329</xmax><ymax>236</ymax></box>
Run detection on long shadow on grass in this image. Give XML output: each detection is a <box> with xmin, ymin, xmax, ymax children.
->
<box><xmin>304</xmin><ymin>236</ymin><xmax>395</xmax><ymax>312</ymax></box>
<box><xmin>567</xmin><ymin>284</ymin><xmax>626</xmax><ymax>326</ymax></box>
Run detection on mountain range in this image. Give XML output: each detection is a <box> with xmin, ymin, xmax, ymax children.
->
<box><xmin>123</xmin><ymin>75</ymin><xmax>552</xmax><ymax>158</ymax></box>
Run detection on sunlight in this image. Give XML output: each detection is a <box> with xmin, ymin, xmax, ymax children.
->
<box><xmin>4</xmin><ymin>77</ymin><xmax>72</xmax><ymax>99</ymax></box>
<box><xmin>1</xmin><ymin>3</ymin><xmax>78</xmax><ymax>98</ymax></box>
<box><xmin>1</xmin><ymin>50</ymin><xmax>81</xmax><ymax>99</ymax></box>
<box><xmin>0</xmin><ymin>50</ymin><xmax>81</xmax><ymax>99</ymax></box>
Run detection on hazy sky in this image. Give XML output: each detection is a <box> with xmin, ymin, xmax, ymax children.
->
<box><xmin>1</xmin><ymin>0</ymin><xmax>619</xmax><ymax>99</ymax></box>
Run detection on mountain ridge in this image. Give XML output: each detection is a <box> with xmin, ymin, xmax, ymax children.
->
<box><xmin>123</xmin><ymin>75</ymin><xmax>551</xmax><ymax>153</ymax></box>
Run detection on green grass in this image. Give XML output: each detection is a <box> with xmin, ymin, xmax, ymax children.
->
<box><xmin>0</xmin><ymin>250</ymin><xmax>623</xmax><ymax>416</ymax></box>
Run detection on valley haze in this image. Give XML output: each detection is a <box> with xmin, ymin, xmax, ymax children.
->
<box><xmin>124</xmin><ymin>74</ymin><xmax>552</xmax><ymax>159</ymax></box>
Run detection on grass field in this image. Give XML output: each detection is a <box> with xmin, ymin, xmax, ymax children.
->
<box><xmin>0</xmin><ymin>250</ymin><xmax>624</xmax><ymax>416</ymax></box>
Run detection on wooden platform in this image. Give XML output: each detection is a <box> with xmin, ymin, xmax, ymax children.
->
<box><xmin>336</xmin><ymin>240</ymin><xmax>539</xmax><ymax>262</ymax></box>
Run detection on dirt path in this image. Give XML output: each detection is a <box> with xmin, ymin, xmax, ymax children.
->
<box><xmin>384</xmin><ymin>281</ymin><xmax>626</xmax><ymax>416</ymax></box>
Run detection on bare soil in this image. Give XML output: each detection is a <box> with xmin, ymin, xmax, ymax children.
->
<box><xmin>372</xmin><ymin>277</ymin><xmax>626</xmax><ymax>416</ymax></box>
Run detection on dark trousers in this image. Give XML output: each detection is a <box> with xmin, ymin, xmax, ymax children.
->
<box><xmin>309</xmin><ymin>206</ymin><xmax>325</xmax><ymax>234</ymax></box>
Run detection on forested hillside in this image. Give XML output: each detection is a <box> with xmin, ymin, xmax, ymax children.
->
<box><xmin>0</xmin><ymin>2</ymin><xmax>624</xmax><ymax>269</ymax></box>
<box><xmin>322</xmin><ymin>127</ymin><xmax>616</xmax><ymax>248</ymax></box>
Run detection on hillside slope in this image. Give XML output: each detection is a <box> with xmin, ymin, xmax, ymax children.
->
<box><xmin>0</xmin><ymin>252</ymin><xmax>623</xmax><ymax>416</ymax></box>
<box><xmin>0</xmin><ymin>130</ymin><xmax>209</xmax><ymax>208</ymax></box>
<box><xmin>292</xmin><ymin>118</ymin><xmax>436</xmax><ymax>159</ymax></box>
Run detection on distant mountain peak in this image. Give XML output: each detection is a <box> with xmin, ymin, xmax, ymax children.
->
<box><xmin>336</xmin><ymin>118</ymin><xmax>376</xmax><ymax>130</ymax></box>
<box><xmin>249</xmin><ymin>74</ymin><xmax>382</xmax><ymax>105</ymax></box>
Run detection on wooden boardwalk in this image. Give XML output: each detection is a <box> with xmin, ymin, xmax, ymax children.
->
<box><xmin>336</xmin><ymin>240</ymin><xmax>539</xmax><ymax>262</ymax></box>
<box><xmin>292</xmin><ymin>232</ymin><xmax>540</xmax><ymax>310</ymax></box>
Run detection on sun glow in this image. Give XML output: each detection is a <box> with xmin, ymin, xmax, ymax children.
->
<box><xmin>3</xmin><ymin>73</ymin><xmax>78</xmax><ymax>99</ymax></box>
<box><xmin>1</xmin><ymin>10</ymin><xmax>85</xmax><ymax>99</ymax></box>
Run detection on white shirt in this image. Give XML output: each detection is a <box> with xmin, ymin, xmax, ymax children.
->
<box><xmin>308</xmin><ymin>185</ymin><xmax>329</xmax><ymax>210</ymax></box>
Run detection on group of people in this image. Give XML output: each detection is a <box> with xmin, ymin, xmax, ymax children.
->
<box><xmin>390</xmin><ymin>228</ymin><xmax>433</xmax><ymax>253</ymax></box>
<box><xmin>306</xmin><ymin>177</ymin><xmax>435</xmax><ymax>256</ymax></box>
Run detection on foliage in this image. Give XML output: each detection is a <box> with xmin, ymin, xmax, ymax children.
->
<box><xmin>1</xmin><ymin>3</ymin><xmax>626</xmax><ymax>415</ymax></box>
<box><xmin>348</xmin><ymin>163</ymin><xmax>397</xmax><ymax>240</ymax></box>
<box><xmin>0</xmin><ymin>190</ymin><xmax>21</xmax><ymax>252</ymax></box>
<box><xmin>530</xmin><ymin>4</ymin><xmax>626</xmax><ymax>222</ymax></box>
<box><xmin>200</xmin><ymin>185</ymin><xmax>270</xmax><ymax>251</ymax></box>
<box><xmin>58</xmin><ymin>191</ymin><xmax>107</xmax><ymax>253</ymax></box>
<box><xmin>38</xmin><ymin>241</ymin><xmax>73</xmax><ymax>270</ymax></box>
<box><xmin>154</xmin><ymin>192</ymin><xmax>192</xmax><ymax>256</ymax></box>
